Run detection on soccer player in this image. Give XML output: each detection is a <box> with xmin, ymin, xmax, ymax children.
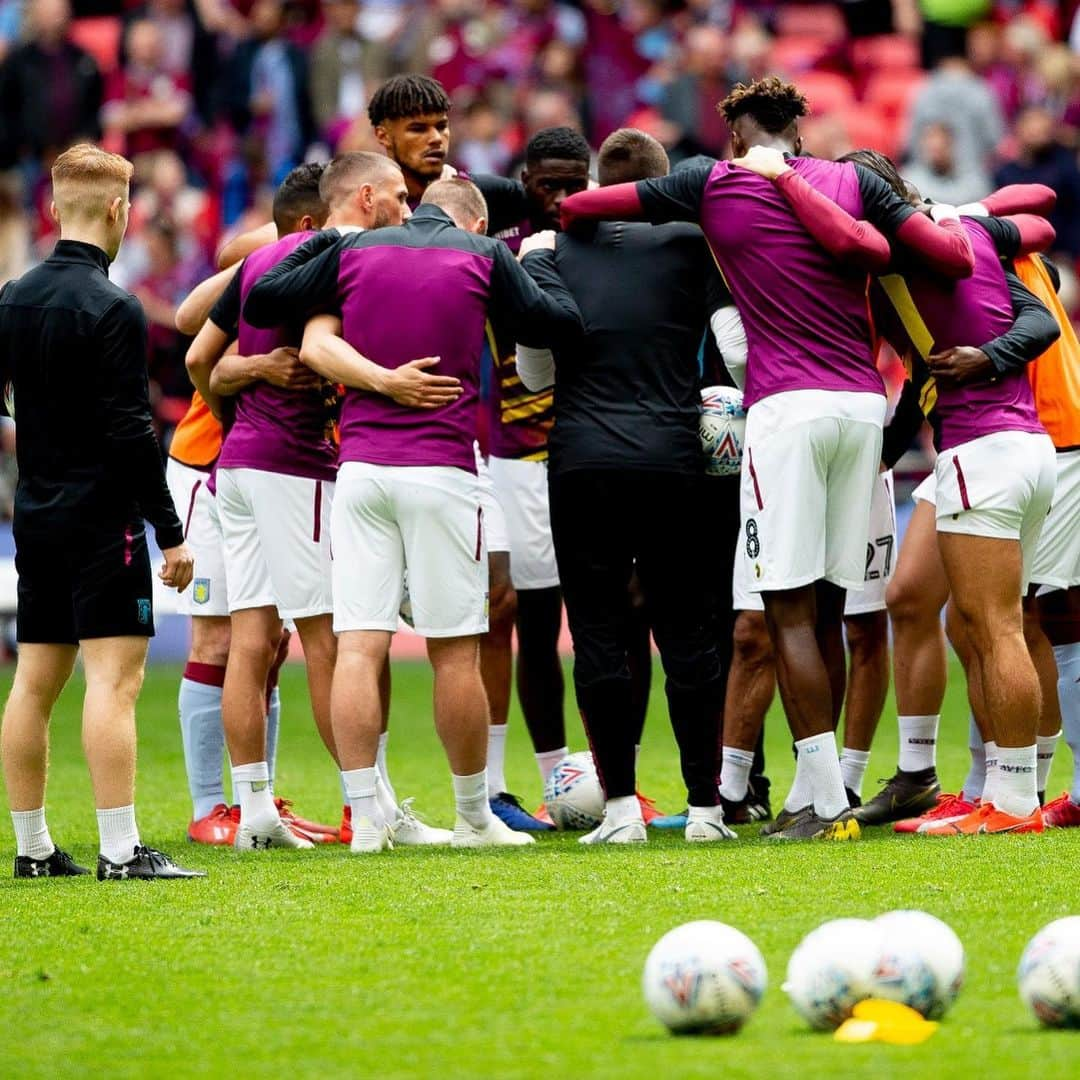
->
<box><xmin>243</xmin><ymin>177</ymin><xmax>584</xmax><ymax>851</ymax></box>
<box><xmin>517</xmin><ymin>129</ymin><xmax>739</xmax><ymax>843</ymax></box>
<box><xmin>757</xmin><ymin>149</ymin><xmax>1061</xmax><ymax>833</ymax></box>
<box><xmin>0</xmin><ymin>144</ymin><xmax>201</xmax><ymax>880</ymax></box>
<box><xmin>560</xmin><ymin>77</ymin><xmax>975</xmax><ymax>839</ymax></box>
<box><xmin>186</xmin><ymin>152</ymin><xmax>427</xmax><ymax>851</ymax></box>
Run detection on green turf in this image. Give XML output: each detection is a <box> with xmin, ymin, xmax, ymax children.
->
<box><xmin>0</xmin><ymin>658</ymin><xmax>1075</xmax><ymax>1079</ymax></box>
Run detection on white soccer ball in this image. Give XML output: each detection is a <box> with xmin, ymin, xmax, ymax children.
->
<box><xmin>543</xmin><ymin>751</ymin><xmax>604</xmax><ymax>830</ymax></box>
<box><xmin>784</xmin><ymin>918</ymin><xmax>884</xmax><ymax>1030</ymax></box>
<box><xmin>699</xmin><ymin>385</ymin><xmax>746</xmax><ymax>477</ymax></box>
<box><xmin>872</xmin><ymin>910</ymin><xmax>965</xmax><ymax>1019</ymax></box>
<box><xmin>1018</xmin><ymin>916</ymin><xmax>1080</xmax><ymax>1028</ymax></box>
<box><xmin>643</xmin><ymin>920</ymin><xmax>767</xmax><ymax>1035</ymax></box>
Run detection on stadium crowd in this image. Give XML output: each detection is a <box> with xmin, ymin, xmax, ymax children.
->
<box><xmin>2</xmin><ymin>0</ymin><xmax>1080</xmax><ymax>496</ymax></box>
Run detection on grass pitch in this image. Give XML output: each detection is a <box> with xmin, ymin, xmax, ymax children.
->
<box><xmin>0</xmin><ymin>658</ymin><xmax>1076</xmax><ymax>1079</ymax></box>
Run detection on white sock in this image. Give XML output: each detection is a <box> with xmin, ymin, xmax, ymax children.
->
<box><xmin>962</xmin><ymin>714</ymin><xmax>986</xmax><ymax>800</ymax></box>
<box><xmin>983</xmin><ymin>741</ymin><xmax>1000</xmax><ymax>805</ymax></box>
<box><xmin>605</xmin><ymin>794</ymin><xmax>643</xmax><ymax>825</ymax></box>
<box><xmin>1053</xmin><ymin>642</ymin><xmax>1080</xmax><ymax>803</ymax></box>
<box><xmin>231</xmin><ymin>761</ymin><xmax>277</xmax><ymax>828</ymax></box>
<box><xmin>97</xmin><ymin>805</ymin><xmax>140</xmax><ymax>864</ymax></box>
<box><xmin>840</xmin><ymin>748</ymin><xmax>871</xmax><ymax>799</ymax></box>
<box><xmin>795</xmin><ymin>731</ymin><xmax>848</xmax><ymax>820</ymax></box>
<box><xmin>897</xmin><ymin>714</ymin><xmax>938</xmax><ymax>772</ymax></box>
<box><xmin>376</xmin><ymin>731</ymin><xmax>397</xmax><ymax>806</ymax></box>
<box><xmin>536</xmin><ymin>746</ymin><xmax>567</xmax><ymax>785</ymax></box>
<box><xmin>995</xmin><ymin>744</ymin><xmax>1039</xmax><ymax>817</ymax></box>
<box><xmin>1036</xmin><ymin>731</ymin><xmax>1061</xmax><ymax>795</ymax></box>
<box><xmin>341</xmin><ymin>767</ymin><xmax>380</xmax><ymax>826</ymax></box>
<box><xmin>486</xmin><ymin>725</ymin><xmax>508</xmax><ymax>797</ymax></box>
<box><xmin>265</xmin><ymin>686</ymin><xmax>281</xmax><ymax>792</ymax></box>
<box><xmin>375</xmin><ymin>774</ymin><xmax>399</xmax><ymax>823</ymax></box>
<box><xmin>178</xmin><ymin>675</ymin><xmax>226</xmax><ymax>819</ymax></box>
<box><xmin>453</xmin><ymin>770</ymin><xmax>494</xmax><ymax>828</ymax></box>
<box><xmin>718</xmin><ymin>747</ymin><xmax>755</xmax><ymax>803</ymax></box>
<box><xmin>784</xmin><ymin>746</ymin><xmax>813</xmax><ymax>813</ymax></box>
<box><xmin>11</xmin><ymin>808</ymin><xmax>54</xmax><ymax>860</ymax></box>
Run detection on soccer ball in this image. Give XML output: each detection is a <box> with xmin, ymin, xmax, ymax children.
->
<box><xmin>1018</xmin><ymin>916</ymin><xmax>1080</xmax><ymax>1028</ymax></box>
<box><xmin>784</xmin><ymin>918</ymin><xmax>884</xmax><ymax>1030</ymax></box>
<box><xmin>543</xmin><ymin>751</ymin><xmax>604</xmax><ymax>830</ymax></box>
<box><xmin>699</xmin><ymin>385</ymin><xmax>746</xmax><ymax>477</ymax></box>
<box><xmin>872</xmin><ymin>910</ymin><xmax>965</xmax><ymax>1019</ymax></box>
<box><xmin>643</xmin><ymin>921</ymin><xmax>767</xmax><ymax>1035</ymax></box>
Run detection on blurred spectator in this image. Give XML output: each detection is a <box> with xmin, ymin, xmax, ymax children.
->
<box><xmin>102</xmin><ymin>18</ymin><xmax>192</xmax><ymax>160</ymax></box>
<box><xmin>906</xmin><ymin>43</ymin><xmax>1004</xmax><ymax>171</ymax></box>
<box><xmin>223</xmin><ymin>0</ymin><xmax>315</xmax><ymax>184</ymax></box>
<box><xmin>0</xmin><ymin>0</ymin><xmax>23</xmax><ymax>64</ymax></box>
<box><xmin>0</xmin><ymin>174</ymin><xmax>29</xmax><ymax>286</ymax></box>
<box><xmin>661</xmin><ymin>25</ymin><xmax>732</xmax><ymax>158</ymax></box>
<box><xmin>903</xmin><ymin>120</ymin><xmax>990</xmax><ymax>205</ymax></box>
<box><xmin>310</xmin><ymin>0</ymin><xmax>392</xmax><ymax>143</ymax></box>
<box><xmin>994</xmin><ymin>104</ymin><xmax>1080</xmax><ymax>259</ymax></box>
<box><xmin>456</xmin><ymin>97</ymin><xmax>513</xmax><ymax>175</ymax></box>
<box><xmin>919</xmin><ymin>0</ymin><xmax>992</xmax><ymax>69</ymax></box>
<box><xmin>0</xmin><ymin>0</ymin><xmax>102</xmax><ymax>170</ymax></box>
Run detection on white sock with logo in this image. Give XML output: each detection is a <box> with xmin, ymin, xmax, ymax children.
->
<box><xmin>96</xmin><ymin>804</ymin><xmax>141</xmax><ymax>865</ymax></box>
<box><xmin>795</xmin><ymin>731</ymin><xmax>849</xmax><ymax>820</ymax></box>
<box><xmin>1036</xmin><ymin>731</ymin><xmax>1061</xmax><ymax>796</ymax></box>
<box><xmin>453</xmin><ymin>770</ymin><xmax>494</xmax><ymax>829</ymax></box>
<box><xmin>231</xmin><ymin>761</ymin><xmax>277</xmax><ymax>829</ymax></box>
<box><xmin>486</xmin><ymin>725</ymin><xmax>507</xmax><ymax>797</ymax></box>
<box><xmin>342</xmin><ymin>767</ymin><xmax>380</xmax><ymax>827</ymax></box>
<box><xmin>839</xmin><ymin>748</ymin><xmax>871</xmax><ymax>800</ymax></box>
<box><xmin>994</xmin><ymin>744</ymin><xmax>1039</xmax><ymax>818</ymax></box>
<box><xmin>536</xmin><ymin>746</ymin><xmax>568</xmax><ymax>786</ymax></box>
<box><xmin>719</xmin><ymin>747</ymin><xmax>755</xmax><ymax>803</ymax></box>
<box><xmin>897</xmin><ymin>714</ymin><xmax>938</xmax><ymax>772</ymax></box>
<box><xmin>11</xmin><ymin>807</ymin><xmax>54</xmax><ymax>860</ymax></box>
<box><xmin>1053</xmin><ymin>642</ymin><xmax>1080</xmax><ymax>804</ymax></box>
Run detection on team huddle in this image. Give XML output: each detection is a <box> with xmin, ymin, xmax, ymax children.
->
<box><xmin>2</xmin><ymin>71</ymin><xmax>1079</xmax><ymax>879</ymax></box>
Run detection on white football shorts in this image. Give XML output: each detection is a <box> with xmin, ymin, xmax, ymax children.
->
<box><xmin>165</xmin><ymin>458</ymin><xmax>229</xmax><ymax>616</ymax></box>
<box><xmin>475</xmin><ymin>443</ymin><xmax>509</xmax><ymax>554</ymax></box>
<box><xmin>739</xmin><ymin>389</ymin><xmax>886</xmax><ymax>594</ymax></box>
<box><xmin>215</xmin><ymin>467</ymin><xmax>334</xmax><ymax>620</ymax></box>
<box><xmin>332</xmin><ymin>461</ymin><xmax>489</xmax><ymax>638</ymax></box>
<box><xmin>488</xmin><ymin>455</ymin><xmax>559</xmax><ymax>591</ymax></box>
<box><xmin>935</xmin><ymin>430</ymin><xmax>1056</xmax><ymax>588</ymax></box>
<box><xmin>734</xmin><ymin>468</ymin><xmax>896</xmax><ymax>615</ymax></box>
<box><xmin>1029</xmin><ymin>448</ymin><xmax>1080</xmax><ymax>590</ymax></box>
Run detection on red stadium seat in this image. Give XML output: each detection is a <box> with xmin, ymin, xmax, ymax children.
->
<box><xmin>797</xmin><ymin>71</ymin><xmax>856</xmax><ymax>117</ymax></box>
<box><xmin>863</xmin><ymin>70</ymin><xmax>926</xmax><ymax>124</ymax></box>
<box><xmin>851</xmin><ymin>34</ymin><xmax>920</xmax><ymax>73</ymax></box>
<box><xmin>775</xmin><ymin>3</ymin><xmax>847</xmax><ymax>43</ymax></box>
<box><xmin>69</xmin><ymin>16</ymin><xmax>122</xmax><ymax>75</ymax></box>
<box><xmin>842</xmin><ymin>104</ymin><xmax>900</xmax><ymax>160</ymax></box>
<box><xmin>770</xmin><ymin>36</ymin><xmax>831</xmax><ymax>76</ymax></box>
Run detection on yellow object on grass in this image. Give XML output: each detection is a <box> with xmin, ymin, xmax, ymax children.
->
<box><xmin>833</xmin><ymin>1000</ymin><xmax>940</xmax><ymax>1045</ymax></box>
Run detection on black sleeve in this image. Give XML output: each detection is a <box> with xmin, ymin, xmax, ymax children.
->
<box><xmin>881</xmin><ymin>378</ymin><xmax>928</xmax><ymax>469</ymax></box>
<box><xmin>471</xmin><ymin>174</ymin><xmax>529</xmax><ymax>235</ymax></box>
<box><xmin>854</xmin><ymin>165</ymin><xmax>918</xmax><ymax>235</ymax></box>
<box><xmin>242</xmin><ymin>231</ymin><xmax>345</xmax><ymax>328</ymax></box>
<box><xmin>969</xmin><ymin>214</ymin><xmax>1021</xmax><ymax>260</ymax></box>
<box><xmin>97</xmin><ymin>296</ymin><xmax>184</xmax><ymax>549</ymax></box>
<box><xmin>980</xmin><ymin>270</ymin><xmax>1060</xmax><ymax>375</ymax></box>
<box><xmin>493</xmin><ymin>243</ymin><xmax>583</xmax><ymax>349</ymax></box>
<box><xmin>208</xmin><ymin>265</ymin><xmax>243</xmax><ymax>336</ymax></box>
<box><xmin>636</xmin><ymin>161</ymin><xmax>714</xmax><ymax>224</ymax></box>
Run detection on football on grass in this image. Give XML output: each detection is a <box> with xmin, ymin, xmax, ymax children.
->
<box><xmin>1018</xmin><ymin>916</ymin><xmax>1080</xmax><ymax>1028</ymax></box>
<box><xmin>543</xmin><ymin>751</ymin><xmax>604</xmax><ymax>830</ymax></box>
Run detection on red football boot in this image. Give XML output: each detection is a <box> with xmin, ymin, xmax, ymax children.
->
<box><xmin>1043</xmin><ymin>792</ymin><xmax>1080</xmax><ymax>828</ymax></box>
<box><xmin>532</xmin><ymin>803</ymin><xmax>555</xmax><ymax>827</ymax></box>
<box><xmin>187</xmin><ymin>803</ymin><xmax>239</xmax><ymax>846</ymax></box>
<box><xmin>636</xmin><ymin>792</ymin><xmax>664</xmax><ymax>825</ymax></box>
<box><xmin>339</xmin><ymin>805</ymin><xmax>352</xmax><ymax>845</ymax></box>
<box><xmin>895</xmin><ymin>793</ymin><xmax>977</xmax><ymax>834</ymax></box>
<box><xmin>920</xmin><ymin>802</ymin><xmax>1044</xmax><ymax>836</ymax></box>
<box><xmin>275</xmin><ymin>797</ymin><xmax>339</xmax><ymax>843</ymax></box>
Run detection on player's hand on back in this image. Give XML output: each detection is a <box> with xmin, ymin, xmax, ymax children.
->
<box><xmin>730</xmin><ymin>146</ymin><xmax>791</xmax><ymax>181</ymax></box>
<box><xmin>260</xmin><ymin>347</ymin><xmax>322</xmax><ymax>392</ymax></box>
<box><xmin>518</xmin><ymin>231</ymin><xmax>557</xmax><ymax>260</ymax></box>
<box><xmin>927</xmin><ymin>346</ymin><xmax>994</xmax><ymax>387</ymax></box>
<box><xmin>160</xmin><ymin>543</ymin><xmax>195</xmax><ymax>593</ymax></box>
<box><xmin>382</xmin><ymin>357</ymin><xmax>463</xmax><ymax>409</ymax></box>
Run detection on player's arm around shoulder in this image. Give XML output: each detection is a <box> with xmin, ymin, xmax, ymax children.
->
<box><xmin>242</xmin><ymin>230</ymin><xmax>346</xmax><ymax>329</ymax></box>
<box><xmin>503</xmin><ymin>236</ymin><xmax>584</xmax><ymax>350</ymax></box>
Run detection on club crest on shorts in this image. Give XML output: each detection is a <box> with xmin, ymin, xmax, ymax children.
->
<box><xmin>136</xmin><ymin>598</ymin><xmax>151</xmax><ymax>624</ymax></box>
<box><xmin>193</xmin><ymin>579</ymin><xmax>211</xmax><ymax>605</ymax></box>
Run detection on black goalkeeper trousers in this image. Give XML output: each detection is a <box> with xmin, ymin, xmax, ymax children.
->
<box><xmin>548</xmin><ymin>468</ymin><xmax>740</xmax><ymax>808</ymax></box>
